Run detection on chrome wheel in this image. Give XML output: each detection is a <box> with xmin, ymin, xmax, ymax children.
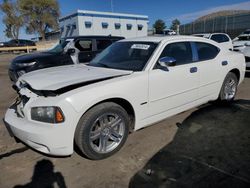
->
<box><xmin>89</xmin><ymin>113</ymin><xmax>125</xmax><ymax>154</ymax></box>
<box><xmin>224</xmin><ymin>78</ymin><xmax>237</xmax><ymax>100</ymax></box>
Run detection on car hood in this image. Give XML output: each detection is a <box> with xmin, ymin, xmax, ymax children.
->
<box><xmin>18</xmin><ymin>64</ymin><xmax>132</xmax><ymax>91</ymax></box>
<box><xmin>12</xmin><ymin>52</ymin><xmax>58</xmax><ymax>63</ymax></box>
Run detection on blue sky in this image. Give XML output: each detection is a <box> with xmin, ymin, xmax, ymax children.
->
<box><xmin>0</xmin><ymin>0</ymin><xmax>250</xmax><ymax>41</ymax></box>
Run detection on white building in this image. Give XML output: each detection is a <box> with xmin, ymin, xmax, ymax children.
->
<box><xmin>59</xmin><ymin>10</ymin><xmax>148</xmax><ymax>38</ymax></box>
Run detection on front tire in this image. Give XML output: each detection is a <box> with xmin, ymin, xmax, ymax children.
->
<box><xmin>75</xmin><ymin>102</ymin><xmax>129</xmax><ymax>160</ymax></box>
<box><xmin>218</xmin><ymin>72</ymin><xmax>238</xmax><ymax>102</ymax></box>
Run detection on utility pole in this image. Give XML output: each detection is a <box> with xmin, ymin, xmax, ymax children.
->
<box><xmin>111</xmin><ymin>0</ymin><xmax>114</xmax><ymax>12</ymax></box>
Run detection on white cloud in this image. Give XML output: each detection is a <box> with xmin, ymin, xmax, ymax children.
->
<box><xmin>167</xmin><ymin>1</ymin><xmax>250</xmax><ymax>23</ymax></box>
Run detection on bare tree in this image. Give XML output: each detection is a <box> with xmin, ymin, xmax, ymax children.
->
<box><xmin>19</xmin><ymin>0</ymin><xmax>60</xmax><ymax>40</ymax></box>
<box><xmin>0</xmin><ymin>0</ymin><xmax>23</xmax><ymax>39</ymax></box>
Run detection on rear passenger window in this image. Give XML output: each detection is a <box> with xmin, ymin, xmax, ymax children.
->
<box><xmin>75</xmin><ymin>40</ymin><xmax>92</xmax><ymax>51</ymax></box>
<box><xmin>159</xmin><ymin>42</ymin><xmax>193</xmax><ymax>65</ymax></box>
<box><xmin>96</xmin><ymin>40</ymin><xmax>112</xmax><ymax>50</ymax></box>
<box><xmin>211</xmin><ymin>34</ymin><xmax>229</xmax><ymax>43</ymax></box>
<box><xmin>196</xmin><ymin>42</ymin><xmax>219</xmax><ymax>61</ymax></box>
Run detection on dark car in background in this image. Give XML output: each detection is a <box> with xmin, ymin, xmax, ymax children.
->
<box><xmin>8</xmin><ymin>35</ymin><xmax>124</xmax><ymax>82</ymax></box>
<box><xmin>1</xmin><ymin>39</ymin><xmax>36</xmax><ymax>47</ymax></box>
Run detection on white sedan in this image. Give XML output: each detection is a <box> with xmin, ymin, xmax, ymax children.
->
<box><xmin>241</xmin><ymin>45</ymin><xmax>250</xmax><ymax>70</ymax></box>
<box><xmin>4</xmin><ymin>36</ymin><xmax>246</xmax><ymax>160</ymax></box>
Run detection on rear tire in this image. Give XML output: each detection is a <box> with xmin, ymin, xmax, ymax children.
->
<box><xmin>75</xmin><ymin>102</ymin><xmax>129</xmax><ymax>160</ymax></box>
<box><xmin>218</xmin><ymin>72</ymin><xmax>238</xmax><ymax>103</ymax></box>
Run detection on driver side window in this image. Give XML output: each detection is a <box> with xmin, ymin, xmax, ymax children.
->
<box><xmin>158</xmin><ymin>42</ymin><xmax>193</xmax><ymax>66</ymax></box>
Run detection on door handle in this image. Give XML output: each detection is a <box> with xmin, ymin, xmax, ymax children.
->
<box><xmin>190</xmin><ymin>67</ymin><xmax>198</xmax><ymax>73</ymax></box>
<box><xmin>222</xmin><ymin>61</ymin><xmax>228</xmax><ymax>66</ymax></box>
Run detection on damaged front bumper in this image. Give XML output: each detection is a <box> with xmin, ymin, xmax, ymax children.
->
<box><xmin>3</xmin><ymin>87</ymin><xmax>78</xmax><ymax>156</ymax></box>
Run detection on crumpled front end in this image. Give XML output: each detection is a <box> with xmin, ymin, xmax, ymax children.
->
<box><xmin>3</xmin><ymin>83</ymin><xmax>78</xmax><ymax>156</ymax></box>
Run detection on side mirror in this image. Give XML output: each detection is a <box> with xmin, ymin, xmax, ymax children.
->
<box><xmin>158</xmin><ymin>56</ymin><xmax>176</xmax><ymax>71</ymax></box>
<box><xmin>67</xmin><ymin>48</ymin><xmax>75</xmax><ymax>55</ymax></box>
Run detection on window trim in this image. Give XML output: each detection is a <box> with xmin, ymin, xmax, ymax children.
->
<box><xmin>193</xmin><ymin>41</ymin><xmax>220</xmax><ymax>62</ymax></box>
<box><xmin>153</xmin><ymin>41</ymin><xmax>196</xmax><ymax>69</ymax></box>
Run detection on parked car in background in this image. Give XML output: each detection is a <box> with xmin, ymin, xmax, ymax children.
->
<box><xmin>8</xmin><ymin>35</ymin><xmax>124</xmax><ymax>82</ymax></box>
<box><xmin>163</xmin><ymin>29</ymin><xmax>176</xmax><ymax>35</ymax></box>
<box><xmin>4</xmin><ymin>36</ymin><xmax>245</xmax><ymax>160</ymax></box>
<box><xmin>193</xmin><ymin>33</ymin><xmax>233</xmax><ymax>50</ymax></box>
<box><xmin>233</xmin><ymin>29</ymin><xmax>250</xmax><ymax>70</ymax></box>
<box><xmin>0</xmin><ymin>41</ymin><xmax>4</xmax><ymax>47</ymax></box>
<box><xmin>233</xmin><ymin>29</ymin><xmax>250</xmax><ymax>51</ymax></box>
<box><xmin>242</xmin><ymin>45</ymin><xmax>250</xmax><ymax>70</ymax></box>
<box><xmin>2</xmin><ymin>39</ymin><xmax>36</xmax><ymax>47</ymax></box>
<box><xmin>0</xmin><ymin>41</ymin><xmax>5</xmax><ymax>53</ymax></box>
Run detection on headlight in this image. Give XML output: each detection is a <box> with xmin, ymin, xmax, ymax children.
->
<box><xmin>31</xmin><ymin>107</ymin><xmax>65</xmax><ymax>123</ymax></box>
<box><xmin>16</xmin><ymin>61</ymin><xmax>37</xmax><ymax>67</ymax></box>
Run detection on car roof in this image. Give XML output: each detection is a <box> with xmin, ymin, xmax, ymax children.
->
<box><xmin>63</xmin><ymin>35</ymin><xmax>125</xmax><ymax>40</ymax></box>
<box><xmin>121</xmin><ymin>35</ymin><xmax>214</xmax><ymax>43</ymax></box>
<box><xmin>194</xmin><ymin>33</ymin><xmax>229</xmax><ymax>35</ymax></box>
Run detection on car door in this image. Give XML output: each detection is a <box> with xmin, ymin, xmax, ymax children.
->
<box><xmin>193</xmin><ymin>42</ymin><xmax>221</xmax><ymax>100</ymax></box>
<box><xmin>75</xmin><ymin>39</ymin><xmax>94</xmax><ymax>63</ymax></box>
<box><xmin>148</xmin><ymin>41</ymin><xmax>199</xmax><ymax>117</ymax></box>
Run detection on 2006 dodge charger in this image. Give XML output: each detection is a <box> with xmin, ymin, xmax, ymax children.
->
<box><xmin>4</xmin><ymin>36</ymin><xmax>246</xmax><ymax>160</ymax></box>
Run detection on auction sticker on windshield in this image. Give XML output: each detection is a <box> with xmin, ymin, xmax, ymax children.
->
<box><xmin>131</xmin><ymin>44</ymin><xmax>150</xmax><ymax>50</ymax></box>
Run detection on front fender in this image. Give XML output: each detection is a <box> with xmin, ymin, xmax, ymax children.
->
<box><xmin>63</xmin><ymin>73</ymin><xmax>149</xmax><ymax>127</ymax></box>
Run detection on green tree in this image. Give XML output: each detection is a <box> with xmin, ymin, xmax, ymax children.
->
<box><xmin>153</xmin><ymin>19</ymin><xmax>166</xmax><ymax>34</ymax></box>
<box><xmin>19</xmin><ymin>0</ymin><xmax>60</xmax><ymax>40</ymax></box>
<box><xmin>170</xmin><ymin>19</ymin><xmax>181</xmax><ymax>31</ymax></box>
<box><xmin>0</xmin><ymin>0</ymin><xmax>23</xmax><ymax>39</ymax></box>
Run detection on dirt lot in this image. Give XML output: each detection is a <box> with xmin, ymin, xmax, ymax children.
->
<box><xmin>0</xmin><ymin>53</ymin><xmax>250</xmax><ymax>188</ymax></box>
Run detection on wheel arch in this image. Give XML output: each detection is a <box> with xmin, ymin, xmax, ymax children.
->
<box><xmin>77</xmin><ymin>97</ymin><xmax>136</xmax><ymax>132</ymax></box>
<box><xmin>229</xmin><ymin>68</ymin><xmax>240</xmax><ymax>83</ymax></box>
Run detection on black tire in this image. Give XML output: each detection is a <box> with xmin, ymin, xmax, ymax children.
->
<box><xmin>218</xmin><ymin>72</ymin><xmax>238</xmax><ymax>103</ymax></box>
<box><xmin>75</xmin><ymin>102</ymin><xmax>129</xmax><ymax>160</ymax></box>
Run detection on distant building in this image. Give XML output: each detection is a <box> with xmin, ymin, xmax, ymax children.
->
<box><xmin>180</xmin><ymin>10</ymin><xmax>250</xmax><ymax>38</ymax></box>
<box><xmin>59</xmin><ymin>10</ymin><xmax>149</xmax><ymax>38</ymax></box>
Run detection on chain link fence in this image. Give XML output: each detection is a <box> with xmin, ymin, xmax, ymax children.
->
<box><xmin>180</xmin><ymin>13</ymin><xmax>250</xmax><ymax>38</ymax></box>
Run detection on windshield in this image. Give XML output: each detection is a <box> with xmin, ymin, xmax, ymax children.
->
<box><xmin>238</xmin><ymin>36</ymin><xmax>250</xmax><ymax>41</ymax></box>
<box><xmin>48</xmin><ymin>39</ymin><xmax>70</xmax><ymax>53</ymax></box>
<box><xmin>243</xmin><ymin>30</ymin><xmax>250</xmax><ymax>35</ymax></box>
<box><xmin>89</xmin><ymin>41</ymin><xmax>158</xmax><ymax>71</ymax></box>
